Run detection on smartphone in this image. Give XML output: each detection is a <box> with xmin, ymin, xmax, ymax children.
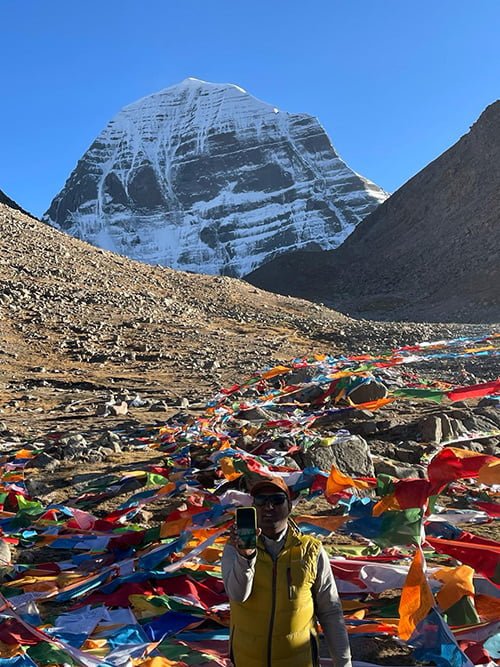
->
<box><xmin>236</xmin><ymin>506</ymin><xmax>257</xmax><ymax>550</ymax></box>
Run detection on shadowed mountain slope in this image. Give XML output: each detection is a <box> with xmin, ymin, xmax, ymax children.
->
<box><xmin>247</xmin><ymin>101</ymin><xmax>500</xmax><ymax>323</ymax></box>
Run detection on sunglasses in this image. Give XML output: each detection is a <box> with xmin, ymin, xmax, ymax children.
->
<box><xmin>253</xmin><ymin>493</ymin><xmax>288</xmax><ymax>507</ymax></box>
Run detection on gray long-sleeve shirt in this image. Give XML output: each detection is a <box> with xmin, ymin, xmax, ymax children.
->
<box><xmin>222</xmin><ymin>528</ymin><xmax>352</xmax><ymax>667</ymax></box>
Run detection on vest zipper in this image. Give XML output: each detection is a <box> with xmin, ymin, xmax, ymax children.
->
<box><xmin>267</xmin><ymin>558</ymin><xmax>278</xmax><ymax>667</ymax></box>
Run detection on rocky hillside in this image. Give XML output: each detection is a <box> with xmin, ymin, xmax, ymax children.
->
<box><xmin>43</xmin><ymin>78</ymin><xmax>386</xmax><ymax>277</ymax></box>
<box><xmin>247</xmin><ymin>101</ymin><xmax>500</xmax><ymax>323</ymax></box>
<box><xmin>2</xmin><ymin>199</ymin><xmax>494</xmax><ymax>435</ymax></box>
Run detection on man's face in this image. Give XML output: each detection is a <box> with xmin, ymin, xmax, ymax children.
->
<box><xmin>252</xmin><ymin>484</ymin><xmax>290</xmax><ymax>536</ymax></box>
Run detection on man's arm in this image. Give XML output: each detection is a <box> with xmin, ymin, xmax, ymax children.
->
<box><xmin>221</xmin><ymin>542</ymin><xmax>256</xmax><ymax>603</ymax></box>
<box><xmin>313</xmin><ymin>547</ymin><xmax>352</xmax><ymax>667</ymax></box>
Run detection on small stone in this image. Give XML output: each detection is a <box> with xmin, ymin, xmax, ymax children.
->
<box><xmin>149</xmin><ymin>401</ymin><xmax>169</xmax><ymax>412</ymax></box>
<box><xmin>477</xmin><ymin>397</ymin><xmax>499</xmax><ymax>408</ymax></box>
<box><xmin>0</xmin><ymin>540</ymin><xmax>11</xmax><ymax>565</ymax></box>
<box><xmin>110</xmin><ymin>401</ymin><xmax>128</xmax><ymax>416</ymax></box>
<box><xmin>128</xmin><ymin>394</ymin><xmax>148</xmax><ymax>407</ymax></box>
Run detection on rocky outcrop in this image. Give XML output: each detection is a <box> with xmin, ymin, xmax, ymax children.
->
<box><xmin>0</xmin><ymin>188</ymin><xmax>32</xmax><ymax>217</ymax></box>
<box><xmin>247</xmin><ymin>101</ymin><xmax>500</xmax><ymax>323</ymax></box>
<box><xmin>44</xmin><ymin>78</ymin><xmax>386</xmax><ymax>276</ymax></box>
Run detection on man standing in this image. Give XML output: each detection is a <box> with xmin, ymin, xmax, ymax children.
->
<box><xmin>222</xmin><ymin>476</ymin><xmax>352</xmax><ymax>667</ymax></box>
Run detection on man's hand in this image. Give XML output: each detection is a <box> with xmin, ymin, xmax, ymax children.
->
<box><xmin>228</xmin><ymin>524</ymin><xmax>261</xmax><ymax>558</ymax></box>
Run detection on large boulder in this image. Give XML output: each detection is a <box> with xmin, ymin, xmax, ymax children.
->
<box><xmin>302</xmin><ymin>434</ymin><xmax>374</xmax><ymax>477</ymax></box>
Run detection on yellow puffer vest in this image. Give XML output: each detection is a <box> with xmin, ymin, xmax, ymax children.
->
<box><xmin>230</xmin><ymin>523</ymin><xmax>321</xmax><ymax>667</ymax></box>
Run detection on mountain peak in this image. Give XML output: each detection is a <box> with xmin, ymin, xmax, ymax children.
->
<box><xmin>44</xmin><ymin>82</ymin><xmax>386</xmax><ymax>276</ymax></box>
<box><xmin>125</xmin><ymin>77</ymin><xmax>278</xmax><ymax>119</ymax></box>
<box><xmin>177</xmin><ymin>77</ymin><xmax>248</xmax><ymax>95</ymax></box>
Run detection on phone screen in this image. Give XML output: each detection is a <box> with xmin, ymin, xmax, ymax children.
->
<box><xmin>236</xmin><ymin>507</ymin><xmax>257</xmax><ymax>549</ymax></box>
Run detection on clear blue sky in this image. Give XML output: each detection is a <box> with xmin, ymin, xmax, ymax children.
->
<box><xmin>1</xmin><ymin>0</ymin><xmax>499</xmax><ymax>217</ymax></box>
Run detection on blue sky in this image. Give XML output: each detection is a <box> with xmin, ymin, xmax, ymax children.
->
<box><xmin>1</xmin><ymin>0</ymin><xmax>499</xmax><ymax>217</ymax></box>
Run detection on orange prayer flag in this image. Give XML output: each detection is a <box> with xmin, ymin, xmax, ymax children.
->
<box><xmin>0</xmin><ymin>641</ymin><xmax>23</xmax><ymax>657</ymax></box>
<box><xmin>326</xmin><ymin>465</ymin><xmax>374</xmax><ymax>496</ymax></box>
<box><xmin>160</xmin><ymin>517</ymin><xmax>191</xmax><ymax>538</ymax></box>
<box><xmin>261</xmin><ymin>365</ymin><xmax>290</xmax><ymax>379</ymax></box>
<box><xmin>373</xmin><ymin>493</ymin><xmax>400</xmax><ymax>517</ymax></box>
<box><xmin>198</xmin><ymin>545</ymin><xmax>223</xmax><ymax>563</ymax></box>
<box><xmin>478</xmin><ymin>459</ymin><xmax>500</xmax><ymax>485</ymax></box>
<box><xmin>474</xmin><ymin>594</ymin><xmax>500</xmax><ymax>622</ymax></box>
<box><xmin>157</xmin><ymin>482</ymin><xmax>176</xmax><ymax>496</ymax></box>
<box><xmin>219</xmin><ymin>456</ymin><xmax>242</xmax><ymax>481</ymax></box>
<box><xmin>347</xmin><ymin>396</ymin><xmax>395</xmax><ymax>411</ymax></box>
<box><xmin>15</xmin><ymin>448</ymin><xmax>34</xmax><ymax>459</ymax></box>
<box><xmin>448</xmin><ymin>447</ymin><xmax>492</xmax><ymax>460</ymax></box>
<box><xmin>398</xmin><ymin>547</ymin><xmax>434</xmax><ymax>640</ymax></box>
<box><xmin>433</xmin><ymin>565</ymin><xmax>475</xmax><ymax>611</ymax></box>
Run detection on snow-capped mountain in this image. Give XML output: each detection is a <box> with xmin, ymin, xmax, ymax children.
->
<box><xmin>44</xmin><ymin>78</ymin><xmax>387</xmax><ymax>276</ymax></box>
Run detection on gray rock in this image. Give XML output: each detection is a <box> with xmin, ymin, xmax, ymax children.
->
<box><xmin>235</xmin><ymin>406</ymin><xmax>275</xmax><ymax>422</ymax></box>
<box><xmin>0</xmin><ymin>540</ymin><xmax>11</xmax><ymax>565</ymax></box>
<box><xmin>481</xmin><ymin>438</ymin><xmax>499</xmax><ymax>456</ymax></box>
<box><xmin>128</xmin><ymin>394</ymin><xmax>149</xmax><ymax>407</ymax></box>
<box><xmin>303</xmin><ymin>435</ymin><xmax>374</xmax><ymax>477</ymax></box>
<box><xmin>352</xmin><ymin>421</ymin><xmax>378</xmax><ymax>437</ymax></box>
<box><xmin>348</xmin><ymin>409</ymin><xmax>375</xmax><ymax>420</ymax></box>
<box><xmin>439</xmin><ymin>414</ymin><xmax>454</xmax><ymax>440</ymax></box>
<box><xmin>473</xmin><ymin>406</ymin><xmax>500</xmax><ymax>428</ymax></box>
<box><xmin>29</xmin><ymin>452</ymin><xmax>60</xmax><ymax>470</ymax></box>
<box><xmin>372</xmin><ymin>456</ymin><xmax>423</xmax><ymax>479</ymax></box>
<box><xmin>149</xmin><ymin>401</ymin><xmax>169</xmax><ymax>412</ymax></box>
<box><xmin>394</xmin><ymin>441</ymin><xmax>426</xmax><ymax>464</ymax></box>
<box><xmin>346</xmin><ymin>380</ymin><xmax>388</xmax><ymax>405</ymax></box>
<box><xmin>418</xmin><ymin>415</ymin><xmax>443</xmax><ymax>443</ymax></box>
<box><xmin>477</xmin><ymin>397</ymin><xmax>500</xmax><ymax>408</ymax></box>
<box><xmin>110</xmin><ymin>401</ymin><xmax>128</xmax><ymax>416</ymax></box>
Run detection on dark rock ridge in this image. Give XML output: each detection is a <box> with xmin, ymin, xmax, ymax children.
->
<box><xmin>43</xmin><ymin>78</ymin><xmax>386</xmax><ymax>277</ymax></box>
<box><xmin>246</xmin><ymin>101</ymin><xmax>500</xmax><ymax>323</ymax></box>
<box><xmin>0</xmin><ymin>188</ymin><xmax>32</xmax><ymax>217</ymax></box>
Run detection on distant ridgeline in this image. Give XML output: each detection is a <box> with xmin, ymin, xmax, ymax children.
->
<box><xmin>247</xmin><ymin>101</ymin><xmax>500</xmax><ymax>323</ymax></box>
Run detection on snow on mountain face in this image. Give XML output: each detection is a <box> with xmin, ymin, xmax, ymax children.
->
<box><xmin>44</xmin><ymin>78</ymin><xmax>387</xmax><ymax>276</ymax></box>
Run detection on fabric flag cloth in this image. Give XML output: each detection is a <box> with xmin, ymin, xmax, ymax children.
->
<box><xmin>409</xmin><ymin>608</ymin><xmax>474</xmax><ymax>667</ymax></box>
<box><xmin>142</xmin><ymin>611</ymin><xmax>202</xmax><ymax>641</ymax></box>
<box><xmin>433</xmin><ymin>565</ymin><xmax>475</xmax><ymax>612</ymax></box>
<box><xmin>427</xmin><ymin>537</ymin><xmax>500</xmax><ymax>584</ymax></box>
<box><xmin>427</xmin><ymin>448</ymin><xmax>499</xmax><ymax>495</ymax></box>
<box><xmin>446</xmin><ymin>380</ymin><xmax>500</xmax><ymax>402</ymax></box>
<box><xmin>325</xmin><ymin>465</ymin><xmax>375</xmax><ymax>497</ymax></box>
<box><xmin>398</xmin><ymin>546</ymin><xmax>434</xmax><ymax>640</ymax></box>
